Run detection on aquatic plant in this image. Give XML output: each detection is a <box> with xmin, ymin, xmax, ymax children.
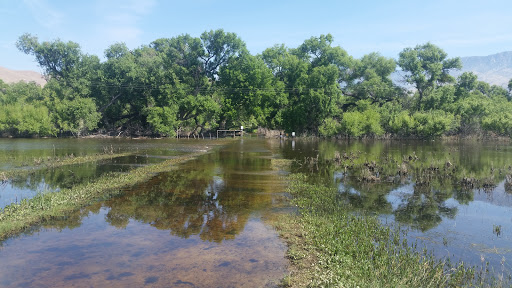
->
<box><xmin>0</xmin><ymin>148</ymin><xmax>217</xmax><ymax>242</ymax></box>
<box><xmin>493</xmin><ymin>225</ymin><xmax>502</xmax><ymax>237</ymax></box>
<box><xmin>276</xmin><ymin>173</ymin><xmax>476</xmax><ymax>287</ymax></box>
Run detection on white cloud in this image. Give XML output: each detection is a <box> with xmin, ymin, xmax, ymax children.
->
<box><xmin>104</xmin><ymin>27</ymin><xmax>143</xmax><ymax>43</ymax></box>
<box><xmin>120</xmin><ymin>0</ymin><xmax>156</xmax><ymax>15</ymax></box>
<box><xmin>94</xmin><ymin>0</ymin><xmax>156</xmax><ymax>47</ymax></box>
<box><xmin>22</xmin><ymin>0</ymin><xmax>64</xmax><ymax>29</ymax></box>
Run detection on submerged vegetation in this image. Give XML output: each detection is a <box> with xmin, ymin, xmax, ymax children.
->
<box><xmin>1</xmin><ymin>31</ymin><xmax>512</xmax><ymax>138</ymax></box>
<box><xmin>276</xmin><ymin>173</ymin><xmax>474</xmax><ymax>287</ymax></box>
<box><xmin>275</xmin><ymin>171</ymin><xmax>512</xmax><ymax>287</ymax></box>
<box><xmin>1</xmin><ymin>138</ymin><xmax>511</xmax><ymax>286</ymax></box>
<box><xmin>269</xmin><ymin>140</ymin><xmax>512</xmax><ymax>286</ymax></box>
<box><xmin>0</xmin><ymin>147</ymin><xmax>217</xmax><ymax>242</ymax></box>
<box><xmin>1</xmin><ymin>151</ymin><xmax>132</xmax><ymax>180</ymax></box>
<box><xmin>287</xmin><ymin>139</ymin><xmax>512</xmax><ymax>232</ymax></box>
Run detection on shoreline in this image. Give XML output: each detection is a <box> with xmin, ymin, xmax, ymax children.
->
<box><xmin>0</xmin><ymin>148</ymin><xmax>216</xmax><ymax>243</ymax></box>
<box><xmin>271</xmin><ymin>173</ymin><xmax>481</xmax><ymax>287</ymax></box>
<box><xmin>1</xmin><ymin>131</ymin><xmax>510</xmax><ymax>142</ymax></box>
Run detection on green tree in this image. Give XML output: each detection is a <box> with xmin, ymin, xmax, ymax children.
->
<box><xmin>304</xmin><ymin>65</ymin><xmax>344</xmax><ymax>129</ymax></box>
<box><xmin>97</xmin><ymin>42</ymin><xmax>138</xmax><ymax>127</ymax></box>
<box><xmin>318</xmin><ymin>117</ymin><xmax>341</xmax><ymax>137</ymax></box>
<box><xmin>260</xmin><ymin>44</ymin><xmax>289</xmax><ymax>79</ymax></box>
<box><xmin>53</xmin><ymin>97</ymin><xmax>101</xmax><ymax>136</ymax></box>
<box><xmin>200</xmin><ymin>29</ymin><xmax>247</xmax><ymax>80</ymax></box>
<box><xmin>219</xmin><ymin>53</ymin><xmax>286</xmax><ymax>129</ymax></box>
<box><xmin>398</xmin><ymin>43</ymin><xmax>461</xmax><ymax>109</ymax></box>
<box><xmin>16</xmin><ymin>34</ymin><xmax>101</xmax><ymax>97</ymax></box>
<box><xmin>0</xmin><ymin>81</ymin><xmax>43</xmax><ymax>105</ymax></box>
<box><xmin>345</xmin><ymin>52</ymin><xmax>403</xmax><ymax>108</ymax></box>
<box><xmin>423</xmin><ymin>85</ymin><xmax>456</xmax><ymax>111</ymax></box>
<box><xmin>455</xmin><ymin>71</ymin><xmax>478</xmax><ymax>99</ymax></box>
<box><xmin>261</xmin><ymin>44</ymin><xmax>309</xmax><ymax>132</ymax></box>
<box><xmin>275</xmin><ymin>35</ymin><xmax>352</xmax><ymax>133</ymax></box>
<box><xmin>16</xmin><ymin>33</ymin><xmax>81</xmax><ymax>80</ymax></box>
<box><xmin>293</xmin><ymin>34</ymin><xmax>353</xmax><ymax>83</ymax></box>
<box><xmin>0</xmin><ymin>103</ymin><xmax>54</xmax><ymax>136</ymax></box>
<box><xmin>151</xmin><ymin>35</ymin><xmax>222</xmax><ymax>135</ymax></box>
<box><xmin>341</xmin><ymin>101</ymin><xmax>384</xmax><ymax>137</ymax></box>
<box><xmin>151</xmin><ymin>34</ymin><xmax>207</xmax><ymax>90</ymax></box>
<box><xmin>144</xmin><ymin>105</ymin><xmax>179</xmax><ymax>136</ymax></box>
<box><xmin>481</xmin><ymin>99</ymin><xmax>512</xmax><ymax>136</ymax></box>
<box><xmin>449</xmin><ymin>92</ymin><xmax>489</xmax><ymax>135</ymax></box>
<box><xmin>411</xmin><ymin>110</ymin><xmax>457</xmax><ymax>138</ymax></box>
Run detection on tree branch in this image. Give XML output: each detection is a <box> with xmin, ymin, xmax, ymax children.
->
<box><xmin>99</xmin><ymin>93</ymin><xmax>122</xmax><ymax>113</ymax></box>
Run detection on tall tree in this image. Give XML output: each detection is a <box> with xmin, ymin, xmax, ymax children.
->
<box><xmin>455</xmin><ymin>71</ymin><xmax>478</xmax><ymax>99</ymax></box>
<box><xmin>199</xmin><ymin>29</ymin><xmax>247</xmax><ymax>80</ymax></box>
<box><xmin>293</xmin><ymin>34</ymin><xmax>353</xmax><ymax>84</ymax></box>
<box><xmin>151</xmin><ymin>35</ymin><xmax>207</xmax><ymax>91</ymax></box>
<box><xmin>151</xmin><ymin>35</ymin><xmax>222</xmax><ymax>135</ymax></box>
<box><xmin>345</xmin><ymin>52</ymin><xmax>403</xmax><ymax>108</ymax></box>
<box><xmin>397</xmin><ymin>43</ymin><xmax>461</xmax><ymax>109</ymax></box>
<box><xmin>16</xmin><ymin>33</ymin><xmax>81</xmax><ymax>80</ymax></box>
<box><xmin>16</xmin><ymin>33</ymin><xmax>101</xmax><ymax>99</ymax></box>
<box><xmin>219</xmin><ymin>53</ymin><xmax>287</xmax><ymax>129</ymax></box>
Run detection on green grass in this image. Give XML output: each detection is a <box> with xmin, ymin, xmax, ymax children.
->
<box><xmin>274</xmin><ymin>173</ymin><xmax>476</xmax><ymax>287</ymax></box>
<box><xmin>0</xmin><ymin>152</ymin><xmax>133</xmax><ymax>180</ymax></box>
<box><xmin>0</xmin><ymin>150</ymin><xmax>209</xmax><ymax>242</ymax></box>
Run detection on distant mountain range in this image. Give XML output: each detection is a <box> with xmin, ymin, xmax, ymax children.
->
<box><xmin>0</xmin><ymin>66</ymin><xmax>46</xmax><ymax>86</ymax></box>
<box><xmin>1</xmin><ymin>51</ymin><xmax>511</xmax><ymax>88</ymax></box>
<box><xmin>458</xmin><ymin>51</ymin><xmax>512</xmax><ymax>87</ymax></box>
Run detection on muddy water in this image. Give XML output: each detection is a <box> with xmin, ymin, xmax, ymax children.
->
<box><xmin>0</xmin><ymin>138</ymin><xmax>289</xmax><ymax>287</ymax></box>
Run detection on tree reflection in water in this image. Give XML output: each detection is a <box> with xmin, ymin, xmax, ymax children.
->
<box><xmin>103</xmin><ymin>146</ymin><xmax>280</xmax><ymax>242</ymax></box>
<box><xmin>282</xmin><ymin>139</ymin><xmax>512</xmax><ymax>232</ymax></box>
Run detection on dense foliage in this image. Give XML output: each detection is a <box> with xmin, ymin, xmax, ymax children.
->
<box><xmin>2</xmin><ymin>31</ymin><xmax>512</xmax><ymax>138</ymax></box>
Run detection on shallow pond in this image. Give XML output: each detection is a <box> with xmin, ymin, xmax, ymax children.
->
<box><xmin>280</xmin><ymin>138</ymin><xmax>512</xmax><ymax>279</ymax></box>
<box><xmin>0</xmin><ymin>155</ymin><xmax>167</xmax><ymax>209</ymax></box>
<box><xmin>1</xmin><ymin>137</ymin><xmax>512</xmax><ymax>285</ymax></box>
<box><xmin>0</xmin><ymin>138</ymin><xmax>289</xmax><ymax>287</ymax></box>
<box><xmin>0</xmin><ymin>138</ymin><xmax>195</xmax><ymax>171</ymax></box>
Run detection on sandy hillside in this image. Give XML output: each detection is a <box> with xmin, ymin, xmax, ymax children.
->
<box><xmin>0</xmin><ymin>66</ymin><xmax>46</xmax><ymax>86</ymax></box>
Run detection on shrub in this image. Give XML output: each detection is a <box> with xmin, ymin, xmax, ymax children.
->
<box><xmin>319</xmin><ymin>117</ymin><xmax>341</xmax><ymax>137</ymax></box>
<box><xmin>411</xmin><ymin>110</ymin><xmax>457</xmax><ymax>138</ymax></box>
<box><xmin>341</xmin><ymin>105</ymin><xmax>383</xmax><ymax>137</ymax></box>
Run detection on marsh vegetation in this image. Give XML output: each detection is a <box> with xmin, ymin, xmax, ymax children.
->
<box><xmin>0</xmin><ymin>138</ymin><xmax>511</xmax><ymax>286</ymax></box>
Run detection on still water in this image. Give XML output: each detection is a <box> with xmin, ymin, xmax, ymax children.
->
<box><xmin>280</xmin><ymin>139</ymin><xmax>512</xmax><ymax>278</ymax></box>
<box><xmin>0</xmin><ymin>138</ymin><xmax>288</xmax><ymax>287</ymax></box>
<box><xmin>0</xmin><ymin>138</ymin><xmax>512</xmax><ymax>285</ymax></box>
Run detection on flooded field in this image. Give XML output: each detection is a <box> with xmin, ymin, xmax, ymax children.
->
<box><xmin>0</xmin><ymin>138</ymin><xmax>288</xmax><ymax>287</ymax></box>
<box><xmin>1</xmin><ymin>137</ymin><xmax>512</xmax><ymax>286</ymax></box>
<box><xmin>280</xmin><ymin>139</ymin><xmax>512</xmax><ymax>279</ymax></box>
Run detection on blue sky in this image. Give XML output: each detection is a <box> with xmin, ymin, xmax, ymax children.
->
<box><xmin>1</xmin><ymin>0</ymin><xmax>512</xmax><ymax>71</ymax></box>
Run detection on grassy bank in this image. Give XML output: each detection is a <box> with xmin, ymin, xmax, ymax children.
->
<box><xmin>0</xmin><ymin>150</ymin><xmax>212</xmax><ymax>242</ymax></box>
<box><xmin>274</xmin><ymin>173</ymin><xmax>476</xmax><ymax>287</ymax></box>
<box><xmin>0</xmin><ymin>152</ymin><xmax>133</xmax><ymax>180</ymax></box>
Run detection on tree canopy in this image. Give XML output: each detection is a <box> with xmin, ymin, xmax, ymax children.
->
<box><xmin>397</xmin><ymin>42</ymin><xmax>462</xmax><ymax>109</ymax></box>
<box><xmin>3</xmin><ymin>32</ymin><xmax>512</xmax><ymax>139</ymax></box>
